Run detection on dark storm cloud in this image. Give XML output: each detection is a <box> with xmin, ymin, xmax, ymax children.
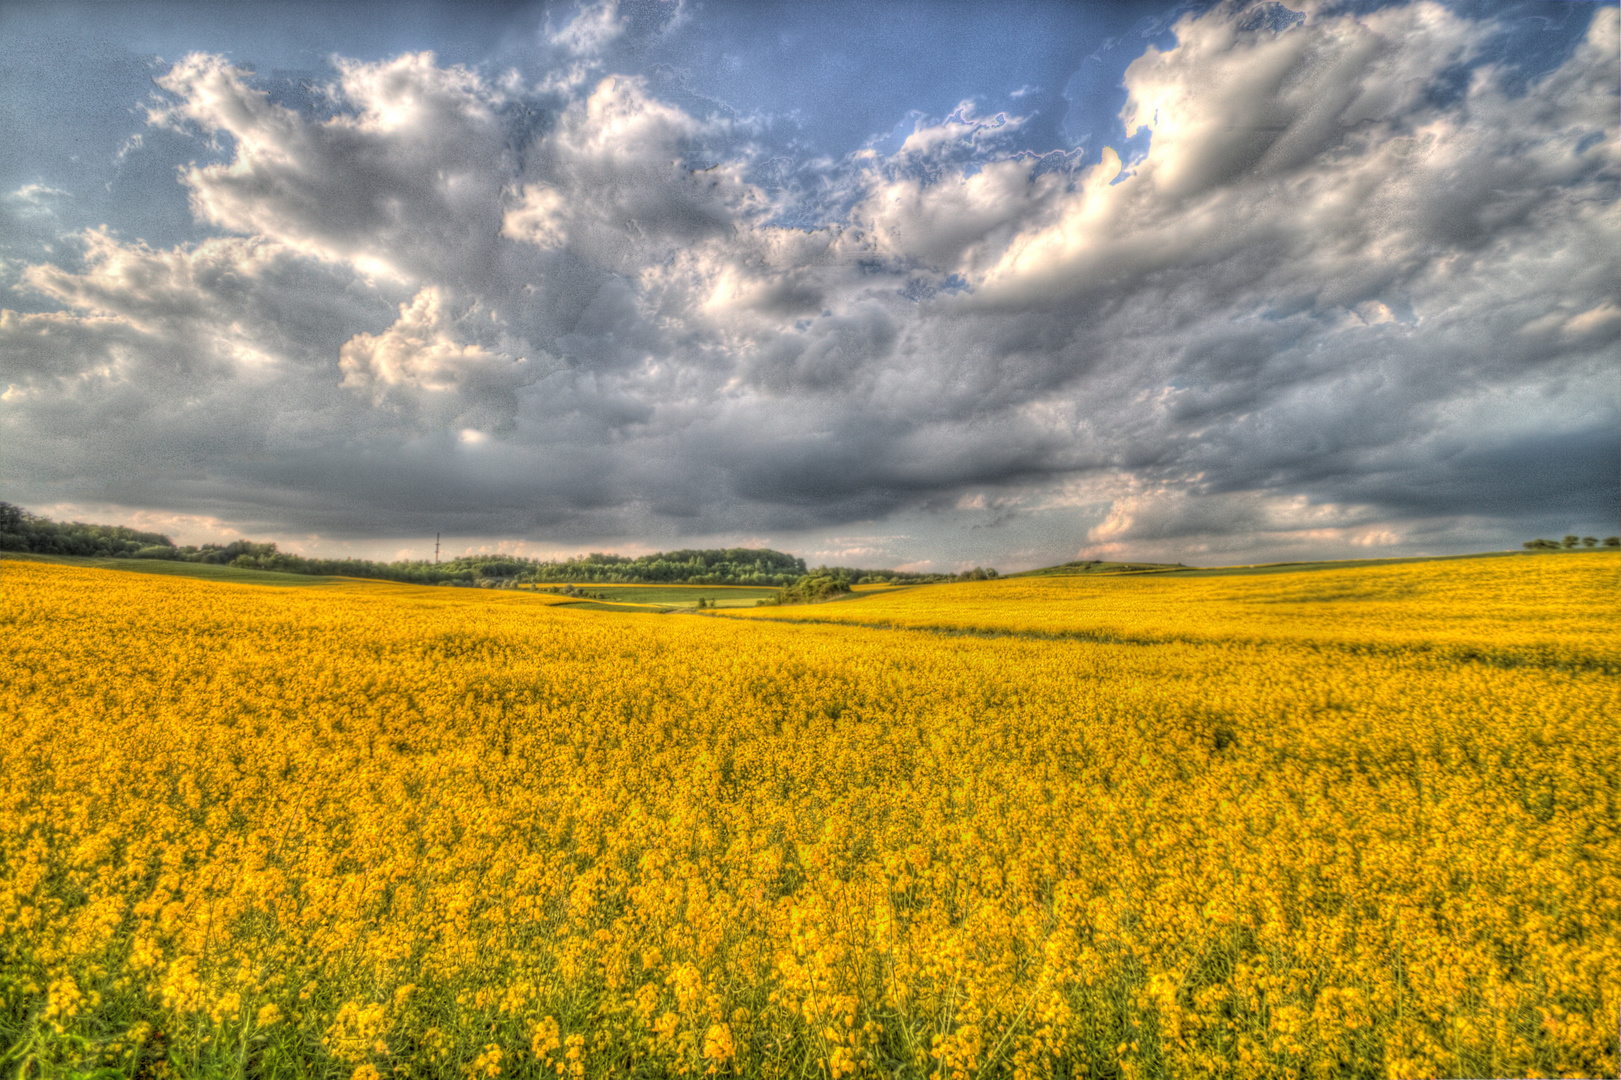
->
<box><xmin>1341</xmin><ymin>426</ymin><xmax>1621</xmax><ymax>520</ymax></box>
<box><xmin>1</xmin><ymin>0</ymin><xmax>1615</xmax><ymax>564</ymax></box>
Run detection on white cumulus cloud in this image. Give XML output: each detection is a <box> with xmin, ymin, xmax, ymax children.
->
<box><xmin>1</xmin><ymin>2</ymin><xmax>1614</xmax><ymax>564</ymax></box>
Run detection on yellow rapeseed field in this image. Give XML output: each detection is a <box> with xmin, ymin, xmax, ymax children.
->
<box><xmin>2</xmin><ymin>555</ymin><xmax>1618</xmax><ymax>1079</ymax></box>
<box><xmin>731</xmin><ymin>556</ymin><xmax>1620</xmax><ymax>670</ymax></box>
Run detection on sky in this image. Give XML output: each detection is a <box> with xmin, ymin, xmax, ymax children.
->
<box><xmin>0</xmin><ymin>0</ymin><xmax>1616</xmax><ymax>572</ymax></box>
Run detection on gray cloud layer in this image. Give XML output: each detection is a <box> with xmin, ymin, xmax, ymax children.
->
<box><xmin>2</xmin><ymin>1</ymin><xmax>1616</xmax><ymax>567</ymax></box>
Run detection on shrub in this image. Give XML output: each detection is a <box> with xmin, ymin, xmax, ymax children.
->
<box><xmin>776</xmin><ymin>573</ymin><xmax>852</xmax><ymax>604</ymax></box>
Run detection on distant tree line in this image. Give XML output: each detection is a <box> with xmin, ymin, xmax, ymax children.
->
<box><xmin>1523</xmin><ymin>535</ymin><xmax>1619</xmax><ymax>550</ymax></box>
<box><xmin>758</xmin><ymin>565</ymin><xmax>999</xmax><ymax>606</ymax></box>
<box><xmin>535</xmin><ymin>585</ymin><xmax>611</xmax><ymax>600</ymax></box>
<box><xmin>0</xmin><ymin>502</ymin><xmax>999</xmax><ymax>589</ymax></box>
<box><xmin>521</xmin><ymin>548</ymin><xmax>807</xmax><ymax>586</ymax></box>
<box><xmin>0</xmin><ymin>502</ymin><xmax>175</xmax><ymax>559</ymax></box>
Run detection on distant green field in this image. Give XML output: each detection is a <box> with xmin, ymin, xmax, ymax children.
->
<box><xmin>548</xmin><ymin>599</ymin><xmax>669</xmax><ymax>614</ymax></box>
<box><xmin>540</xmin><ymin>584</ymin><xmax>781</xmax><ymax>607</ymax></box>
<box><xmin>1</xmin><ymin>552</ymin><xmax>340</xmax><ymax>587</ymax></box>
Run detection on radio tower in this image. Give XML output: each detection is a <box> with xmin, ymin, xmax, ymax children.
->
<box><xmin>435</xmin><ymin>533</ymin><xmax>440</xmax><ymax>564</ymax></box>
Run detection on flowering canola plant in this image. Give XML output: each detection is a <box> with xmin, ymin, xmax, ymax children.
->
<box><xmin>1</xmin><ymin>555</ymin><xmax>1618</xmax><ymax>1079</ymax></box>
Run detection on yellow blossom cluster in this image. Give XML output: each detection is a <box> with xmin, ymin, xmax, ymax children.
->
<box><xmin>1</xmin><ymin>555</ymin><xmax>1617</xmax><ymax>1078</ymax></box>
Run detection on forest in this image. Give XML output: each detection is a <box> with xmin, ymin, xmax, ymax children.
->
<box><xmin>0</xmin><ymin>503</ymin><xmax>992</xmax><ymax>588</ymax></box>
